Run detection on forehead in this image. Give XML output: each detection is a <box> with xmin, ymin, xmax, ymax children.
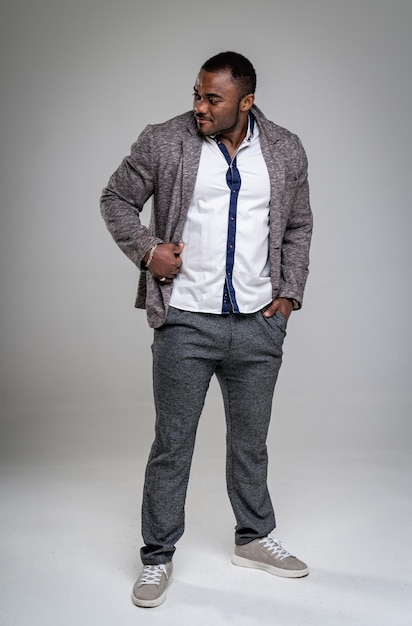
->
<box><xmin>194</xmin><ymin>69</ymin><xmax>239</xmax><ymax>96</ymax></box>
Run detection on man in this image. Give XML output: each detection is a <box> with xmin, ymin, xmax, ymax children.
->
<box><xmin>101</xmin><ymin>51</ymin><xmax>312</xmax><ymax>608</ymax></box>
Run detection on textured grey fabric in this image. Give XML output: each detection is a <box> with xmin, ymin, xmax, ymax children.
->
<box><xmin>100</xmin><ymin>105</ymin><xmax>312</xmax><ymax>328</ymax></box>
<box><xmin>140</xmin><ymin>307</ymin><xmax>286</xmax><ymax>564</ymax></box>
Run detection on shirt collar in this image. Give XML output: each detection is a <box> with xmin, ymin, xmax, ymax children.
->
<box><xmin>246</xmin><ymin>111</ymin><xmax>255</xmax><ymax>141</ymax></box>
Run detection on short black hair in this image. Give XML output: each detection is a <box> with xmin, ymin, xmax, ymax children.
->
<box><xmin>201</xmin><ymin>51</ymin><xmax>256</xmax><ymax>97</ymax></box>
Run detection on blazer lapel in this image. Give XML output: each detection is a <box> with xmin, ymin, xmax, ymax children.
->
<box><xmin>174</xmin><ymin>125</ymin><xmax>203</xmax><ymax>240</ymax></box>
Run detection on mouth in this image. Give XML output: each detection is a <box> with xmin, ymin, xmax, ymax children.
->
<box><xmin>195</xmin><ymin>116</ymin><xmax>212</xmax><ymax>125</ymax></box>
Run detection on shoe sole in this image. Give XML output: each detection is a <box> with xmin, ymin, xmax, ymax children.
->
<box><xmin>231</xmin><ymin>554</ymin><xmax>309</xmax><ymax>578</ymax></box>
<box><xmin>131</xmin><ymin>575</ymin><xmax>173</xmax><ymax>608</ymax></box>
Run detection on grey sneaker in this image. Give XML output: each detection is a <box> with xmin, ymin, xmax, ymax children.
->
<box><xmin>132</xmin><ymin>562</ymin><xmax>173</xmax><ymax>608</ymax></box>
<box><xmin>232</xmin><ymin>534</ymin><xmax>309</xmax><ymax>578</ymax></box>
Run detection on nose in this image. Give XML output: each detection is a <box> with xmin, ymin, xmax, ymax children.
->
<box><xmin>194</xmin><ymin>97</ymin><xmax>208</xmax><ymax>115</ymax></box>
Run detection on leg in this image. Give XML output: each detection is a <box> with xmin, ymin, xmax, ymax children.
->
<box><xmin>216</xmin><ymin>310</ymin><xmax>287</xmax><ymax>545</ymax></box>
<box><xmin>141</xmin><ymin>308</ymin><xmax>226</xmax><ymax>564</ymax></box>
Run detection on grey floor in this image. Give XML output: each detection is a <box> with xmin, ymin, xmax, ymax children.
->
<box><xmin>1</xmin><ymin>436</ymin><xmax>411</xmax><ymax>625</ymax></box>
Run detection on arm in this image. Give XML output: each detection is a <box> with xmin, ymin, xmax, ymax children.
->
<box><xmin>100</xmin><ymin>125</ymin><xmax>163</xmax><ymax>267</ymax></box>
<box><xmin>278</xmin><ymin>138</ymin><xmax>313</xmax><ymax>307</ymax></box>
<box><xmin>265</xmin><ymin>137</ymin><xmax>313</xmax><ymax>318</ymax></box>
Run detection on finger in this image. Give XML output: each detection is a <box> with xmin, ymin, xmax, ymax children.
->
<box><xmin>155</xmin><ymin>274</ymin><xmax>175</xmax><ymax>284</ymax></box>
<box><xmin>173</xmin><ymin>241</ymin><xmax>184</xmax><ymax>256</ymax></box>
<box><xmin>263</xmin><ymin>303</ymin><xmax>278</xmax><ymax>318</ymax></box>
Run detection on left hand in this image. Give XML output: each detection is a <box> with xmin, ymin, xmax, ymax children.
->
<box><xmin>263</xmin><ymin>297</ymin><xmax>294</xmax><ymax>321</ymax></box>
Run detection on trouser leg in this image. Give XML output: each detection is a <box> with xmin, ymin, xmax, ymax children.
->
<box><xmin>215</xmin><ymin>310</ymin><xmax>287</xmax><ymax>545</ymax></box>
<box><xmin>140</xmin><ymin>308</ymin><xmax>225</xmax><ymax>564</ymax></box>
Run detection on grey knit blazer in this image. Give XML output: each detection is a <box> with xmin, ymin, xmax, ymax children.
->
<box><xmin>100</xmin><ymin>105</ymin><xmax>313</xmax><ymax>328</ymax></box>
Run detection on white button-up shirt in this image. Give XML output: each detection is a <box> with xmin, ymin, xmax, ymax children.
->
<box><xmin>170</xmin><ymin>115</ymin><xmax>272</xmax><ymax>314</ymax></box>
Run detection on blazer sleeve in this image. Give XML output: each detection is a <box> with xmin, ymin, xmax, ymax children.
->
<box><xmin>278</xmin><ymin>137</ymin><xmax>313</xmax><ymax>306</ymax></box>
<box><xmin>100</xmin><ymin>125</ymin><xmax>164</xmax><ymax>268</ymax></box>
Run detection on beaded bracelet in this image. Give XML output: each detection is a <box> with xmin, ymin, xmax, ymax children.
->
<box><xmin>144</xmin><ymin>244</ymin><xmax>158</xmax><ymax>269</ymax></box>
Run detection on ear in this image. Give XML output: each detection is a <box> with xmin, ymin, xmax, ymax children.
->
<box><xmin>240</xmin><ymin>93</ymin><xmax>255</xmax><ymax>112</ymax></box>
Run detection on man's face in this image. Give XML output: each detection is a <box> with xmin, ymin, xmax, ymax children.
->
<box><xmin>193</xmin><ymin>69</ymin><xmax>247</xmax><ymax>137</ymax></box>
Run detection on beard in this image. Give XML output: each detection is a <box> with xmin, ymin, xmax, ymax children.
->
<box><xmin>194</xmin><ymin>103</ymin><xmax>242</xmax><ymax>138</ymax></box>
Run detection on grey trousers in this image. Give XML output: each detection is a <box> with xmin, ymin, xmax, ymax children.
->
<box><xmin>141</xmin><ymin>306</ymin><xmax>287</xmax><ymax>564</ymax></box>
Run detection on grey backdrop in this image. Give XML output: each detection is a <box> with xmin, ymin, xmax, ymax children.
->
<box><xmin>1</xmin><ymin>0</ymin><xmax>411</xmax><ymax>465</ymax></box>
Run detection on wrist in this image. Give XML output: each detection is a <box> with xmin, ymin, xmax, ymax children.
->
<box><xmin>285</xmin><ymin>297</ymin><xmax>300</xmax><ymax>310</ymax></box>
<box><xmin>144</xmin><ymin>244</ymin><xmax>158</xmax><ymax>269</ymax></box>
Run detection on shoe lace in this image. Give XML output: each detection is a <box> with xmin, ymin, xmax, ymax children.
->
<box><xmin>140</xmin><ymin>564</ymin><xmax>167</xmax><ymax>585</ymax></box>
<box><xmin>258</xmin><ymin>536</ymin><xmax>292</xmax><ymax>561</ymax></box>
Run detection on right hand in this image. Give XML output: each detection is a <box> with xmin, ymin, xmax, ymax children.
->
<box><xmin>146</xmin><ymin>242</ymin><xmax>184</xmax><ymax>284</ymax></box>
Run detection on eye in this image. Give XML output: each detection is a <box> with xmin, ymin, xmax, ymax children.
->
<box><xmin>208</xmin><ymin>99</ymin><xmax>218</xmax><ymax>105</ymax></box>
<box><xmin>192</xmin><ymin>92</ymin><xmax>201</xmax><ymax>100</ymax></box>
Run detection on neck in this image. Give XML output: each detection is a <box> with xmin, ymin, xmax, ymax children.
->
<box><xmin>217</xmin><ymin>115</ymin><xmax>249</xmax><ymax>157</ymax></box>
